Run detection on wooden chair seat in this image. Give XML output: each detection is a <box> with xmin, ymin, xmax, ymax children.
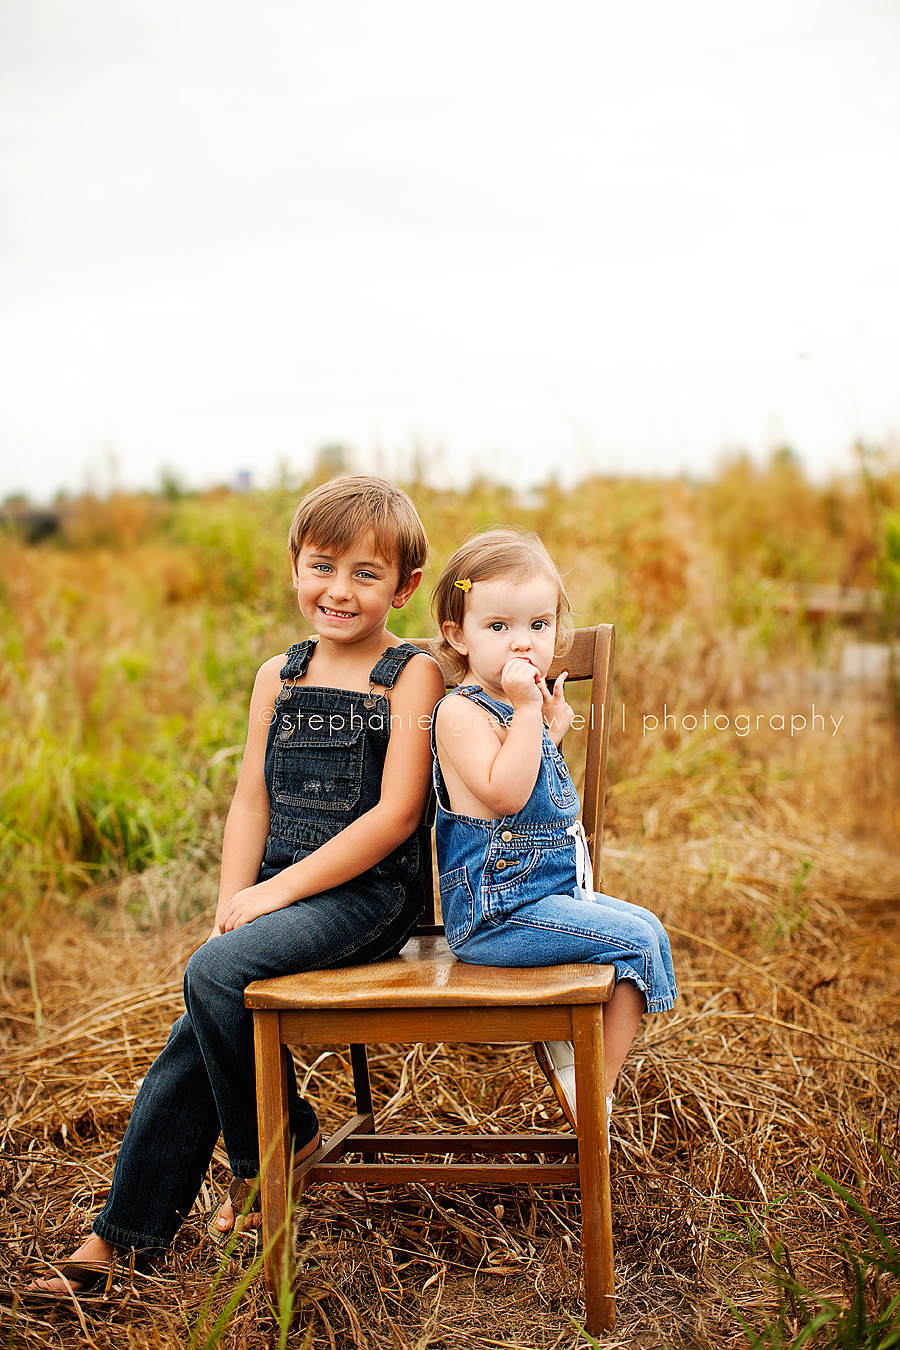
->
<box><xmin>245</xmin><ymin>625</ymin><xmax>618</xmax><ymax>1334</ymax></box>
<box><xmin>247</xmin><ymin>932</ymin><xmax>616</xmax><ymax>1008</ymax></box>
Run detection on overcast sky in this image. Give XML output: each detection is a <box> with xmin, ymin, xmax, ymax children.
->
<box><xmin>1</xmin><ymin>0</ymin><xmax>899</xmax><ymax>501</ymax></box>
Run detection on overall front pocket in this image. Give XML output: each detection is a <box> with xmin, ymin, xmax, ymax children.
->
<box><xmin>438</xmin><ymin>866</ymin><xmax>476</xmax><ymax>947</ymax></box>
<box><xmin>545</xmin><ymin>743</ymin><xmax>578</xmax><ymax>810</ymax></box>
<box><xmin>272</xmin><ymin>713</ymin><xmax>365</xmax><ymax>813</ymax></box>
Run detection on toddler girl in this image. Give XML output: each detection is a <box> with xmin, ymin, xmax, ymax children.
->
<box><xmin>431</xmin><ymin>529</ymin><xmax>676</xmax><ymax>1135</ymax></box>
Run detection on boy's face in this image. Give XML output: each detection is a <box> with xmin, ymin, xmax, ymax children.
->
<box><xmin>290</xmin><ymin>530</ymin><xmax>421</xmax><ymax>643</ymax></box>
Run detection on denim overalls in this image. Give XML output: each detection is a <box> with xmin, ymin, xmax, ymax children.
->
<box><xmin>260</xmin><ymin>639</ymin><xmax>430</xmax><ymax>910</ymax></box>
<box><xmin>94</xmin><ymin>640</ymin><xmax>428</xmax><ymax>1256</ymax></box>
<box><xmin>433</xmin><ymin>686</ymin><xmax>677</xmax><ymax>1014</ymax></box>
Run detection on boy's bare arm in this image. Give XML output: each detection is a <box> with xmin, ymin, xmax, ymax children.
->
<box><xmin>216</xmin><ymin>654</ymin><xmax>446</xmax><ymax>932</ymax></box>
<box><xmin>210</xmin><ymin>656</ymin><xmax>283</xmax><ymax>938</ymax></box>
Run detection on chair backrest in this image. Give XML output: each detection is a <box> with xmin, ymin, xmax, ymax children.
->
<box><xmin>407</xmin><ymin>624</ymin><xmax>615</xmax><ymax>925</ymax></box>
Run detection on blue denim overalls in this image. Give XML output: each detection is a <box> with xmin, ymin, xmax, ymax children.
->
<box><xmin>432</xmin><ymin>686</ymin><xmax>677</xmax><ymax>1014</ymax></box>
<box><xmin>93</xmin><ymin>640</ymin><xmax>428</xmax><ymax>1256</ymax></box>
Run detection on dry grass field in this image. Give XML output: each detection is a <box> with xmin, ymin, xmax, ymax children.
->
<box><xmin>1</xmin><ymin>454</ymin><xmax>899</xmax><ymax>1348</ymax></box>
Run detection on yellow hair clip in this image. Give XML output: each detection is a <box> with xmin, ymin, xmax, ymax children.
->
<box><xmin>453</xmin><ymin>577</ymin><xmax>472</xmax><ymax>593</ymax></box>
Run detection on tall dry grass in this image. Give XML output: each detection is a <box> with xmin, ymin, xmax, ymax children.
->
<box><xmin>1</xmin><ymin>817</ymin><xmax>898</xmax><ymax>1348</ymax></box>
<box><xmin>2</xmin><ymin>455</ymin><xmax>894</xmax><ymax>924</ymax></box>
<box><xmin>1</xmin><ymin>454</ymin><xmax>899</xmax><ymax>1347</ymax></box>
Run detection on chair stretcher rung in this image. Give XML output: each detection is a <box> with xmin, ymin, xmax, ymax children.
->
<box><xmin>307</xmin><ymin>1162</ymin><xmax>581</xmax><ymax>1185</ymax></box>
<box><xmin>342</xmin><ymin>1131</ymin><xmax>577</xmax><ymax>1155</ymax></box>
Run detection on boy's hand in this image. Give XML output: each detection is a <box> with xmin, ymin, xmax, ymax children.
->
<box><xmin>215</xmin><ymin>879</ymin><xmax>292</xmax><ymax>932</ymax></box>
<box><xmin>539</xmin><ymin>670</ymin><xmax>574</xmax><ymax>745</ymax></box>
<box><xmin>500</xmin><ymin>657</ymin><xmax>543</xmax><ymax>709</ymax></box>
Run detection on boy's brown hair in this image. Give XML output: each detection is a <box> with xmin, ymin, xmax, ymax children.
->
<box><xmin>288</xmin><ymin>476</ymin><xmax>428</xmax><ymax>586</ymax></box>
<box><xmin>432</xmin><ymin>527</ymin><xmax>574</xmax><ymax>682</ymax></box>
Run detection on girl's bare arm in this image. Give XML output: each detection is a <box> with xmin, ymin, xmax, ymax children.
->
<box><xmin>435</xmin><ymin>658</ymin><xmax>547</xmax><ymax>818</ymax></box>
<box><xmin>216</xmin><ymin>653</ymin><xmax>446</xmax><ymax>932</ymax></box>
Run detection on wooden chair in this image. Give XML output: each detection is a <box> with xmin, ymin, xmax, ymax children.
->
<box><xmin>245</xmin><ymin>624</ymin><xmax>618</xmax><ymax>1334</ymax></box>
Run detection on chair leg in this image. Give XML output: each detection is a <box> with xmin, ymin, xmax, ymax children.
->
<box><xmin>350</xmin><ymin>1044</ymin><xmax>377</xmax><ymax>1161</ymax></box>
<box><xmin>253</xmin><ymin>1011</ymin><xmax>292</xmax><ymax>1301</ymax></box>
<box><xmin>572</xmin><ymin>1004</ymin><xmax>616</xmax><ymax>1334</ymax></box>
<box><xmin>349</xmin><ymin>1044</ymin><xmax>373</xmax><ymax>1117</ymax></box>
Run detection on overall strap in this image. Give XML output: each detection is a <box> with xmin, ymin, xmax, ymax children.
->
<box><xmin>429</xmin><ymin>691</ymin><xmax>455</xmax><ymax>810</ymax></box>
<box><xmin>278</xmin><ymin>640</ymin><xmax>315</xmax><ymax>682</ymax></box>
<box><xmin>453</xmin><ymin>684</ymin><xmax>514</xmax><ymax>727</ymax></box>
<box><xmin>367</xmin><ymin>642</ymin><xmax>426</xmax><ymax>691</ymax></box>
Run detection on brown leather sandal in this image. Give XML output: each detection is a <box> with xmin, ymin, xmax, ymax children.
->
<box><xmin>206</xmin><ymin>1176</ymin><xmax>261</xmax><ymax>1247</ymax></box>
<box><xmin>11</xmin><ymin>1250</ymin><xmax>149</xmax><ymax>1304</ymax></box>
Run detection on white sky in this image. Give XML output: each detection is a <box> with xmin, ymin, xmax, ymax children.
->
<box><xmin>1</xmin><ymin>0</ymin><xmax>899</xmax><ymax>501</ymax></box>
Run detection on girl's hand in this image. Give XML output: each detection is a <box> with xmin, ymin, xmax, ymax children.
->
<box><xmin>216</xmin><ymin>880</ymin><xmax>292</xmax><ymax>932</ymax></box>
<box><xmin>539</xmin><ymin>670</ymin><xmax>575</xmax><ymax>745</ymax></box>
<box><xmin>500</xmin><ymin>656</ymin><xmax>543</xmax><ymax>708</ymax></box>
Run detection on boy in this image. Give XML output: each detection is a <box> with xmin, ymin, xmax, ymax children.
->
<box><xmin>31</xmin><ymin>476</ymin><xmax>445</xmax><ymax>1295</ymax></box>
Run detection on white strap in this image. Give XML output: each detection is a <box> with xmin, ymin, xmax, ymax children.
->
<box><xmin>566</xmin><ymin>821</ymin><xmax>595</xmax><ymax>901</ymax></box>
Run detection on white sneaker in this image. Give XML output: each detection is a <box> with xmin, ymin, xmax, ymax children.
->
<box><xmin>534</xmin><ymin>1040</ymin><xmax>577</xmax><ymax>1129</ymax></box>
<box><xmin>533</xmin><ymin>1041</ymin><xmax>613</xmax><ymax>1147</ymax></box>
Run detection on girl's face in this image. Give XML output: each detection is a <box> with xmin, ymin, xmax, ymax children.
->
<box><xmin>442</xmin><ymin>572</ymin><xmax>558</xmax><ymax>700</ymax></box>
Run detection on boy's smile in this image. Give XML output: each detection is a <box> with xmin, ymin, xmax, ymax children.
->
<box><xmin>443</xmin><ymin>573</ymin><xmax>558</xmax><ymax>702</ymax></box>
<box><xmin>291</xmin><ymin>530</ymin><xmax>418</xmax><ymax>645</ymax></box>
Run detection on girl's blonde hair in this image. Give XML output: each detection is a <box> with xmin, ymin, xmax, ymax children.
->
<box><xmin>432</xmin><ymin>528</ymin><xmax>574</xmax><ymax>682</ymax></box>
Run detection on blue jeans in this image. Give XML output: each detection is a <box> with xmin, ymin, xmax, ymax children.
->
<box><xmin>450</xmin><ymin>888</ymin><xmax>678</xmax><ymax>1015</ymax></box>
<box><xmin>93</xmin><ymin>878</ymin><xmax>418</xmax><ymax>1255</ymax></box>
